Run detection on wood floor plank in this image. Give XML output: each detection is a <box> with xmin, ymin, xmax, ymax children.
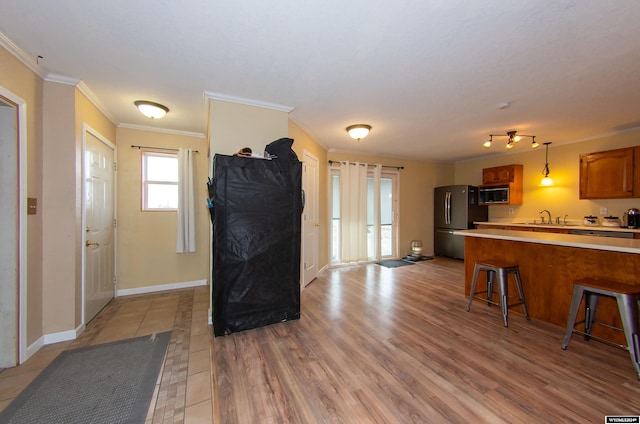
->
<box><xmin>212</xmin><ymin>257</ymin><xmax>640</xmax><ymax>423</ymax></box>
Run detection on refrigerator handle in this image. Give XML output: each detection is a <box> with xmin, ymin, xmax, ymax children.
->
<box><xmin>444</xmin><ymin>191</ymin><xmax>448</xmax><ymax>225</ymax></box>
<box><xmin>446</xmin><ymin>191</ymin><xmax>451</xmax><ymax>225</ymax></box>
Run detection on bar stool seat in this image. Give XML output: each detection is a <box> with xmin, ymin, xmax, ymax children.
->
<box><xmin>561</xmin><ymin>278</ymin><xmax>640</xmax><ymax>379</ymax></box>
<box><xmin>466</xmin><ymin>259</ymin><xmax>530</xmax><ymax>327</ymax></box>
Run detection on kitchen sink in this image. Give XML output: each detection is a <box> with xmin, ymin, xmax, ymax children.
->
<box><xmin>513</xmin><ymin>221</ymin><xmax>580</xmax><ymax>227</ymax></box>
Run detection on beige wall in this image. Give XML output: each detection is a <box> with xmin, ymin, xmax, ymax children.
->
<box><xmin>327</xmin><ymin>151</ymin><xmax>453</xmax><ymax>257</ymax></box>
<box><xmin>41</xmin><ymin>81</ymin><xmax>76</xmax><ymax>334</ymax></box>
<box><xmin>209</xmin><ymin>99</ymin><xmax>289</xmax><ymax>157</ymax></box>
<box><xmin>116</xmin><ymin>128</ymin><xmax>210</xmax><ymax>289</ymax></box>
<box><xmin>41</xmin><ymin>83</ymin><xmax>118</xmax><ymax>335</ymax></box>
<box><xmin>454</xmin><ymin>132</ymin><xmax>640</xmax><ymax>223</ymax></box>
<box><xmin>0</xmin><ymin>46</ymin><xmax>44</xmax><ymax>346</ymax></box>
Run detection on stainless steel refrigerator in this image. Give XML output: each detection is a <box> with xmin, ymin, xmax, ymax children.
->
<box><xmin>434</xmin><ymin>185</ymin><xmax>487</xmax><ymax>259</ymax></box>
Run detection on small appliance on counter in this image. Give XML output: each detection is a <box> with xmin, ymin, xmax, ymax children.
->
<box><xmin>625</xmin><ymin>208</ymin><xmax>640</xmax><ymax>228</ymax></box>
<box><xmin>601</xmin><ymin>216</ymin><xmax>621</xmax><ymax>227</ymax></box>
<box><xmin>582</xmin><ymin>215</ymin><xmax>599</xmax><ymax>226</ymax></box>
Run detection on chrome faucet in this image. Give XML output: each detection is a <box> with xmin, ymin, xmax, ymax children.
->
<box><xmin>539</xmin><ymin>209</ymin><xmax>551</xmax><ymax>224</ymax></box>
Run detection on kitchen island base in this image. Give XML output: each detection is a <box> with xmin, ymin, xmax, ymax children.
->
<box><xmin>463</xmin><ymin>235</ymin><xmax>640</xmax><ymax>345</ymax></box>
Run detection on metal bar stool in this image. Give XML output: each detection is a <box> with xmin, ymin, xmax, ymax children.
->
<box><xmin>561</xmin><ymin>278</ymin><xmax>640</xmax><ymax>379</ymax></box>
<box><xmin>466</xmin><ymin>259</ymin><xmax>530</xmax><ymax>327</ymax></box>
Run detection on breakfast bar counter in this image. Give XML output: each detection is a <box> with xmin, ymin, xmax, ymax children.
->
<box><xmin>455</xmin><ymin>229</ymin><xmax>640</xmax><ymax>343</ymax></box>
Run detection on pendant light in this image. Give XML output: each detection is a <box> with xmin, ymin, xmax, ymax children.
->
<box><xmin>540</xmin><ymin>142</ymin><xmax>553</xmax><ymax>186</ymax></box>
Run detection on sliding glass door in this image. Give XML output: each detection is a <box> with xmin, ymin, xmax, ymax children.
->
<box><xmin>330</xmin><ymin>166</ymin><xmax>399</xmax><ymax>264</ymax></box>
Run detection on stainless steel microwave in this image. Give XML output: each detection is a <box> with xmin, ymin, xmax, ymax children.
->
<box><xmin>479</xmin><ymin>185</ymin><xmax>510</xmax><ymax>204</ymax></box>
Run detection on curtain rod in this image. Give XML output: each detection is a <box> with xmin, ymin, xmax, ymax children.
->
<box><xmin>328</xmin><ymin>160</ymin><xmax>404</xmax><ymax>170</ymax></box>
<box><xmin>131</xmin><ymin>145</ymin><xmax>199</xmax><ymax>153</ymax></box>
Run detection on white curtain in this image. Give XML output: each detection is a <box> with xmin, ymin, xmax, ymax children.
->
<box><xmin>176</xmin><ymin>148</ymin><xmax>196</xmax><ymax>253</ymax></box>
<box><xmin>340</xmin><ymin>161</ymin><xmax>369</xmax><ymax>262</ymax></box>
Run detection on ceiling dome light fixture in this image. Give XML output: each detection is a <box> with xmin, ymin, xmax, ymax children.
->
<box><xmin>134</xmin><ymin>100</ymin><xmax>169</xmax><ymax>119</ymax></box>
<box><xmin>483</xmin><ymin>130</ymin><xmax>540</xmax><ymax>150</ymax></box>
<box><xmin>346</xmin><ymin>124</ymin><xmax>372</xmax><ymax>141</ymax></box>
<box><xmin>540</xmin><ymin>142</ymin><xmax>554</xmax><ymax>186</ymax></box>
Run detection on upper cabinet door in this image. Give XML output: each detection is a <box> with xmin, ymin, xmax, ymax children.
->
<box><xmin>579</xmin><ymin>147</ymin><xmax>637</xmax><ymax>199</ymax></box>
<box><xmin>482</xmin><ymin>164</ymin><xmax>519</xmax><ymax>185</ymax></box>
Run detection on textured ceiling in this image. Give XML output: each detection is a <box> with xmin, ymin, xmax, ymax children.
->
<box><xmin>1</xmin><ymin>0</ymin><xmax>639</xmax><ymax>162</ymax></box>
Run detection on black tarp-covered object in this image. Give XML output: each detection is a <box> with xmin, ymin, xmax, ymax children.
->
<box><xmin>211</xmin><ymin>154</ymin><xmax>302</xmax><ymax>336</ymax></box>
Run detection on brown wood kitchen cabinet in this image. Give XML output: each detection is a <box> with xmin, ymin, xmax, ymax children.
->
<box><xmin>579</xmin><ymin>146</ymin><xmax>640</xmax><ymax>199</ymax></box>
<box><xmin>479</xmin><ymin>164</ymin><xmax>523</xmax><ymax>205</ymax></box>
<box><xmin>482</xmin><ymin>164</ymin><xmax>521</xmax><ymax>185</ymax></box>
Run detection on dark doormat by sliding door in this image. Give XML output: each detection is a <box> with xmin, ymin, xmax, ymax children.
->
<box><xmin>376</xmin><ymin>260</ymin><xmax>415</xmax><ymax>268</ymax></box>
<box><xmin>0</xmin><ymin>331</ymin><xmax>171</xmax><ymax>424</ymax></box>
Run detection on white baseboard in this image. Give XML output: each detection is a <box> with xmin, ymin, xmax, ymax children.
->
<box><xmin>24</xmin><ymin>322</ymin><xmax>85</xmax><ymax>363</ymax></box>
<box><xmin>24</xmin><ymin>336</ymin><xmax>44</xmax><ymax>363</ymax></box>
<box><xmin>117</xmin><ymin>279</ymin><xmax>207</xmax><ymax>297</ymax></box>
<box><xmin>43</xmin><ymin>324</ymin><xmax>85</xmax><ymax>345</ymax></box>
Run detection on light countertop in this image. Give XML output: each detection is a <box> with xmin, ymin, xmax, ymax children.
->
<box><xmin>474</xmin><ymin>221</ymin><xmax>640</xmax><ymax>233</ymax></box>
<box><xmin>455</xmin><ymin>228</ymin><xmax>640</xmax><ymax>254</ymax></box>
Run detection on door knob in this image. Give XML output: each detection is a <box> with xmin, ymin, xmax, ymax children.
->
<box><xmin>85</xmin><ymin>240</ymin><xmax>99</xmax><ymax>247</ymax></box>
<box><xmin>314</xmin><ymin>223</ymin><xmax>320</xmax><ymax>227</ymax></box>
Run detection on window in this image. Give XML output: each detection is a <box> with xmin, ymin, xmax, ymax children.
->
<box><xmin>142</xmin><ymin>152</ymin><xmax>178</xmax><ymax>210</ymax></box>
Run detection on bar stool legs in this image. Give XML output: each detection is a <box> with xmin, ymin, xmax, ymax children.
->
<box><xmin>562</xmin><ymin>278</ymin><xmax>640</xmax><ymax>380</ymax></box>
<box><xmin>467</xmin><ymin>260</ymin><xmax>530</xmax><ymax>327</ymax></box>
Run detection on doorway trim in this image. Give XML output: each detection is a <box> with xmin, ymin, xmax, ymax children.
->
<box><xmin>0</xmin><ymin>86</ymin><xmax>28</xmax><ymax>364</ymax></box>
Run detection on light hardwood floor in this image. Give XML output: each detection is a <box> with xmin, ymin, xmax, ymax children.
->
<box><xmin>2</xmin><ymin>258</ymin><xmax>638</xmax><ymax>423</ymax></box>
<box><xmin>213</xmin><ymin>257</ymin><xmax>640</xmax><ymax>423</ymax></box>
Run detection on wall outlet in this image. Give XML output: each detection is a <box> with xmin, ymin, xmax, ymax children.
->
<box><xmin>600</xmin><ymin>207</ymin><xmax>608</xmax><ymax>215</ymax></box>
<box><xmin>508</xmin><ymin>207</ymin><xmax>514</xmax><ymax>215</ymax></box>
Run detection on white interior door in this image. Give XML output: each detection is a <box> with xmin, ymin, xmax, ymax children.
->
<box><xmin>84</xmin><ymin>127</ymin><xmax>115</xmax><ymax>323</ymax></box>
<box><xmin>302</xmin><ymin>151</ymin><xmax>319</xmax><ymax>287</ymax></box>
<box><xmin>0</xmin><ymin>95</ymin><xmax>18</xmax><ymax>367</ymax></box>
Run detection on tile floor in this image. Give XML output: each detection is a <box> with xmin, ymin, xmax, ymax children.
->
<box><xmin>0</xmin><ymin>286</ymin><xmax>214</xmax><ymax>424</ymax></box>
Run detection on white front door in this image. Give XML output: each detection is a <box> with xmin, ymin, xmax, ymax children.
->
<box><xmin>301</xmin><ymin>151</ymin><xmax>319</xmax><ymax>287</ymax></box>
<box><xmin>83</xmin><ymin>127</ymin><xmax>115</xmax><ymax>323</ymax></box>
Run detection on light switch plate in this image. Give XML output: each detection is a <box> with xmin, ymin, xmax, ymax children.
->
<box><xmin>27</xmin><ymin>197</ymin><xmax>37</xmax><ymax>214</ymax></box>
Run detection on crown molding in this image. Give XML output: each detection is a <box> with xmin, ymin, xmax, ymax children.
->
<box><xmin>75</xmin><ymin>81</ymin><xmax>118</xmax><ymax>125</ymax></box>
<box><xmin>204</xmin><ymin>90</ymin><xmax>294</xmax><ymax>113</ymax></box>
<box><xmin>0</xmin><ymin>31</ymin><xmax>119</xmax><ymax>126</ymax></box>
<box><xmin>44</xmin><ymin>73</ymin><xmax>80</xmax><ymax>85</ymax></box>
<box><xmin>0</xmin><ymin>31</ymin><xmax>47</xmax><ymax>79</ymax></box>
<box><xmin>118</xmin><ymin>123</ymin><xmax>206</xmax><ymax>138</ymax></box>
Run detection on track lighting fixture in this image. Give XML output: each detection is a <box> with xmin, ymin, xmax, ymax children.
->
<box><xmin>483</xmin><ymin>131</ymin><xmax>539</xmax><ymax>150</ymax></box>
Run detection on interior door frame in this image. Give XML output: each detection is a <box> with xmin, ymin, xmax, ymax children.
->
<box><xmin>0</xmin><ymin>86</ymin><xmax>28</xmax><ymax>364</ymax></box>
<box><xmin>81</xmin><ymin>123</ymin><xmax>117</xmax><ymax>325</ymax></box>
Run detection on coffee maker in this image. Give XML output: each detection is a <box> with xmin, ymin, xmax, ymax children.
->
<box><xmin>625</xmin><ymin>208</ymin><xmax>640</xmax><ymax>228</ymax></box>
